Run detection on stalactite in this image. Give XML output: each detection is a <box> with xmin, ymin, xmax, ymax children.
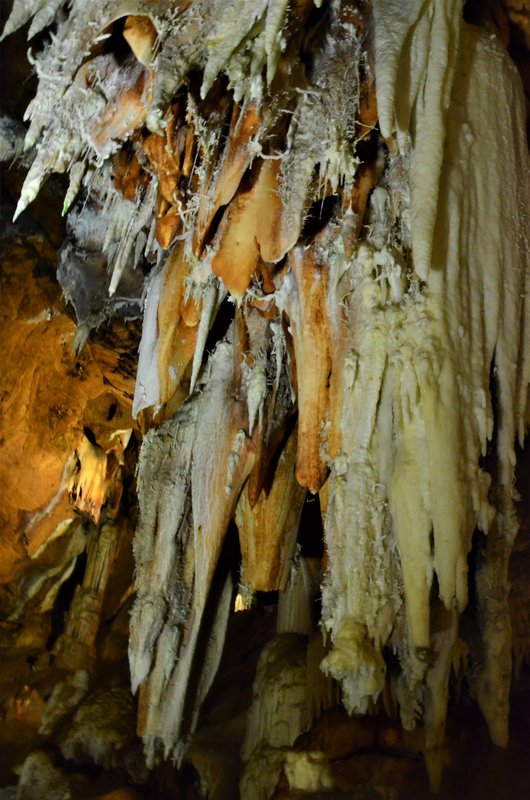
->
<box><xmin>1</xmin><ymin>0</ymin><xmax>529</xmax><ymax>796</ymax></box>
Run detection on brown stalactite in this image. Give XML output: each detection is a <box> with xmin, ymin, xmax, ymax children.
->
<box><xmin>0</xmin><ymin>1</ymin><xmax>530</xmax><ymax>799</ymax></box>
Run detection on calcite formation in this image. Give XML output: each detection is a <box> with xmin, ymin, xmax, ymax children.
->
<box><xmin>1</xmin><ymin>0</ymin><xmax>529</xmax><ymax>797</ymax></box>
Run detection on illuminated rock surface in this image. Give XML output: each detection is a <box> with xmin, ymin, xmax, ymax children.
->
<box><xmin>0</xmin><ymin>1</ymin><xmax>530</xmax><ymax>798</ymax></box>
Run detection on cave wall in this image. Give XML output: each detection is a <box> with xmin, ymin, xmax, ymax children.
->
<box><xmin>0</xmin><ymin>2</ymin><xmax>530</xmax><ymax>799</ymax></box>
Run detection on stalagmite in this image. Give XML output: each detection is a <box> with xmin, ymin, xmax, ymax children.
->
<box><xmin>240</xmin><ymin>634</ymin><xmax>315</xmax><ymax>800</ymax></box>
<box><xmin>1</xmin><ymin>0</ymin><xmax>529</xmax><ymax>797</ymax></box>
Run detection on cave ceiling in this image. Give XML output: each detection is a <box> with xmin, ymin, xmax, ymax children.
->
<box><xmin>0</xmin><ymin>1</ymin><xmax>530</xmax><ymax>799</ymax></box>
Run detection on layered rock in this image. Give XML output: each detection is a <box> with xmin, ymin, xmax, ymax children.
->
<box><xmin>0</xmin><ymin>1</ymin><xmax>529</xmax><ymax>798</ymax></box>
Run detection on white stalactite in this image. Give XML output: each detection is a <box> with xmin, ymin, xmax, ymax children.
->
<box><xmin>3</xmin><ymin>0</ymin><xmax>529</xmax><ymax>789</ymax></box>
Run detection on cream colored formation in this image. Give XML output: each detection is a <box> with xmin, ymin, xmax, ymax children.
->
<box><xmin>3</xmin><ymin>0</ymin><xmax>529</xmax><ymax>794</ymax></box>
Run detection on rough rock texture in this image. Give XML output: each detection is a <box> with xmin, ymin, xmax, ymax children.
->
<box><xmin>0</xmin><ymin>234</ymin><xmax>135</xmax><ymax>581</ymax></box>
<box><xmin>0</xmin><ymin>1</ymin><xmax>530</xmax><ymax>798</ymax></box>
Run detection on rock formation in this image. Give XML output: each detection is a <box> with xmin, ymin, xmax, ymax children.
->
<box><xmin>0</xmin><ymin>1</ymin><xmax>529</xmax><ymax>798</ymax></box>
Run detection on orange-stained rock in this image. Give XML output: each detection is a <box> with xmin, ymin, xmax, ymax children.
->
<box><xmin>194</xmin><ymin>103</ymin><xmax>261</xmax><ymax>255</ymax></box>
<box><xmin>72</xmin><ymin>57</ymin><xmax>150</xmax><ymax>156</ymax></box>
<box><xmin>155</xmin><ymin>205</ymin><xmax>181</xmax><ymax>249</ymax></box>
<box><xmin>113</xmin><ymin>148</ymin><xmax>149</xmax><ymax>202</ymax></box>
<box><xmin>211</xmin><ymin>187</ymin><xmax>261</xmax><ymax>297</ymax></box>
<box><xmin>357</xmin><ymin>70</ymin><xmax>378</xmax><ymax>140</ymax></box>
<box><xmin>123</xmin><ymin>15</ymin><xmax>158</xmax><ymax>68</ymax></box>
<box><xmin>142</xmin><ymin>107</ymin><xmax>188</xmax><ymax>249</ymax></box>
<box><xmin>285</xmin><ymin>244</ymin><xmax>331</xmax><ymax>494</ymax></box>
<box><xmin>0</xmin><ymin>236</ymin><xmax>135</xmax><ymax>583</ymax></box>
<box><xmin>156</xmin><ymin>242</ymin><xmax>201</xmax><ymax>408</ymax></box>
<box><xmin>236</xmin><ymin>429</ymin><xmax>306</xmax><ymax>591</ymax></box>
<box><xmin>212</xmin><ymin>158</ymin><xmax>284</xmax><ymax>296</ymax></box>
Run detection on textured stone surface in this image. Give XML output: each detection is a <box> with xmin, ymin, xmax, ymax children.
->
<box><xmin>0</xmin><ymin>1</ymin><xmax>529</xmax><ymax>798</ymax></box>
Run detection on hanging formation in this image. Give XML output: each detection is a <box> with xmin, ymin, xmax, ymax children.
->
<box><xmin>3</xmin><ymin>0</ymin><xmax>529</xmax><ymax>793</ymax></box>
